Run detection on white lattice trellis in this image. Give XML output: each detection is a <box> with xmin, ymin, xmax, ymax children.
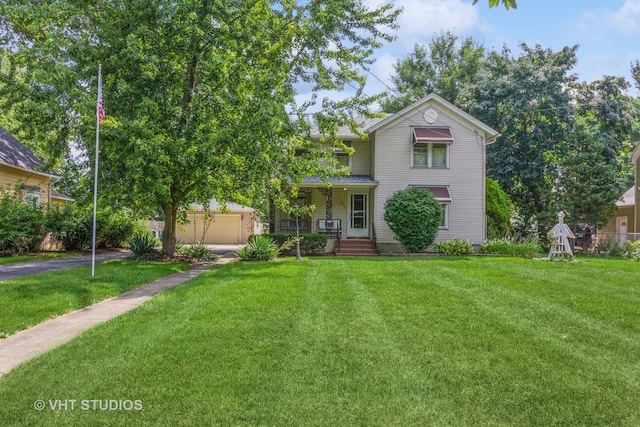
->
<box><xmin>548</xmin><ymin>211</ymin><xmax>575</xmax><ymax>260</ymax></box>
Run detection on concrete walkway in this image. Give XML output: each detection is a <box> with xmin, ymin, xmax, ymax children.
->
<box><xmin>0</xmin><ymin>251</ymin><xmax>130</xmax><ymax>280</ymax></box>
<box><xmin>0</xmin><ymin>254</ymin><xmax>237</xmax><ymax>377</ymax></box>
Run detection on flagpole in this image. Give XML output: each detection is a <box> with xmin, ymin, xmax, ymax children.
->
<box><xmin>91</xmin><ymin>64</ymin><xmax>102</xmax><ymax>277</ymax></box>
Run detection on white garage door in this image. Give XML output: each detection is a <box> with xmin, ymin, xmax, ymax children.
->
<box><xmin>176</xmin><ymin>214</ymin><xmax>241</xmax><ymax>244</ymax></box>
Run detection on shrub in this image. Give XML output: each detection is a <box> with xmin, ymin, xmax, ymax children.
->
<box><xmin>480</xmin><ymin>236</ymin><xmax>542</xmax><ymax>258</ymax></box>
<box><xmin>98</xmin><ymin>210</ymin><xmax>138</xmax><ymax>248</ymax></box>
<box><xmin>609</xmin><ymin>242</ymin><xmax>627</xmax><ymax>258</ymax></box>
<box><xmin>627</xmin><ymin>240</ymin><xmax>640</xmax><ymax>261</ymax></box>
<box><xmin>177</xmin><ymin>242</ymin><xmax>217</xmax><ymax>262</ymax></box>
<box><xmin>128</xmin><ymin>231</ymin><xmax>161</xmax><ymax>260</ymax></box>
<box><xmin>47</xmin><ymin>205</ymin><xmax>138</xmax><ymax>251</ymax></box>
<box><xmin>434</xmin><ymin>238</ymin><xmax>474</xmax><ymax>255</ymax></box>
<box><xmin>0</xmin><ymin>190</ymin><xmax>46</xmax><ymax>255</ymax></box>
<box><xmin>383</xmin><ymin>187</ymin><xmax>442</xmax><ymax>253</ymax></box>
<box><xmin>239</xmin><ymin>235</ymin><xmax>279</xmax><ymax>261</ymax></box>
<box><xmin>299</xmin><ymin>234</ymin><xmax>327</xmax><ymax>255</ymax></box>
<box><xmin>251</xmin><ymin>233</ymin><xmax>327</xmax><ymax>256</ymax></box>
<box><xmin>486</xmin><ymin>177</ymin><xmax>514</xmax><ymax>239</ymax></box>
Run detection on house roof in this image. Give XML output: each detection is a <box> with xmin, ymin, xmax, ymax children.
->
<box><xmin>368</xmin><ymin>93</ymin><xmax>500</xmax><ymax>143</ymax></box>
<box><xmin>51</xmin><ymin>190</ymin><xmax>75</xmax><ymax>201</ymax></box>
<box><xmin>631</xmin><ymin>142</ymin><xmax>640</xmax><ymax>164</ymax></box>
<box><xmin>0</xmin><ymin>125</ymin><xmax>55</xmax><ymax>176</ymax></box>
<box><xmin>191</xmin><ymin>199</ymin><xmax>256</xmax><ymax>213</ymax></box>
<box><xmin>616</xmin><ymin>186</ymin><xmax>635</xmax><ymax>207</ymax></box>
<box><xmin>310</xmin><ymin>116</ymin><xmax>385</xmax><ymax>139</ymax></box>
<box><xmin>309</xmin><ymin>94</ymin><xmax>500</xmax><ymax>144</ymax></box>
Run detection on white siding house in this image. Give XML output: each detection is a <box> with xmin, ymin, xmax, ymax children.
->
<box><xmin>270</xmin><ymin>93</ymin><xmax>500</xmax><ymax>253</ymax></box>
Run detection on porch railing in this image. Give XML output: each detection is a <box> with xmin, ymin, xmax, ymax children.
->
<box><xmin>276</xmin><ymin>219</ymin><xmax>342</xmax><ymax>242</ymax></box>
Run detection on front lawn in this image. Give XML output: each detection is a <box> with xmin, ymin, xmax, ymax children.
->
<box><xmin>1</xmin><ymin>257</ymin><xmax>639</xmax><ymax>426</ymax></box>
<box><xmin>0</xmin><ymin>260</ymin><xmax>189</xmax><ymax>337</ymax></box>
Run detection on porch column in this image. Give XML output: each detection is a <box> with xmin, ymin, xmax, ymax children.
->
<box><xmin>319</xmin><ymin>188</ymin><xmax>332</xmax><ymax>220</ymax></box>
<box><xmin>269</xmin><ymin>199</ymin><xmax>275</xmax><ymax>233</ymax></box>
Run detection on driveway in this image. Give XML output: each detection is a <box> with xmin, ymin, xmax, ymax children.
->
<box><xmin>0</xmin><ymin>251</ymin><xmax>130</xmax><ymax>280</ymax></box>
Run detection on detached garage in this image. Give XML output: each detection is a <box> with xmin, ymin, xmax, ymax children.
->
<box><xmin>174</xmin><ymin>201</ymin><xmax>263</xmax><ymax>245</ymax></box>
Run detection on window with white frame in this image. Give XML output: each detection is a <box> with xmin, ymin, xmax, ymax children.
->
<box><xmin>439</xmin><ymin>203</ymin><xmax>449</xmax><ymax>229</ymax></box>
<box><xmin>334</xmin><ymin>141</ymin><xmax>352</xmax><ymax>171</ymax></box>
<box><xmin>24</xmin><ymin>191</ymin><xmax>41</xmax><ymax>207</ymax></box>
<box><xmin>411</xmin><ymin>127</ymin><xmax>453</xmax><ymax>168</ymax></box>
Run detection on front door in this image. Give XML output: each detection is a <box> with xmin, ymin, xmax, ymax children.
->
<box><xmin>348</xmin><ymin>192</ymin><xmax>369</xmax><ymax>238</ymax></box>
<box><xmin>617</xmin><ymin>216</ymin><xmax>628</xmax><ymax>243</ymax></box>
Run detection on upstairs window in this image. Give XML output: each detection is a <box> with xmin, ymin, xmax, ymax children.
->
<box><xmin>334</xmin><ymin>141</ymin><xmax>352</xmax><ymax>171</ymax></box>
<box><xmin>411</xmin><ymin>127</ymin><xmax>453</xmax><ymax>168</ymax></box>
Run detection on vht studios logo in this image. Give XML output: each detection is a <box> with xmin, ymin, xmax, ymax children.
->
<box><xmin>34</xmin><ymin>399</ymin><xmax>143</xmax><ymax>411</ymax></box>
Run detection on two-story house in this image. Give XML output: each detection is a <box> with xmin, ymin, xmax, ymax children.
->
<box><xmin>269</xmin><ymin>93</ymin><xmax>500</xmax><ymax>254</ymax></box>
<box><xmin>0</xmin><ymin>125</ymin><xmax>72</xmax><ymax>206</ymax></box>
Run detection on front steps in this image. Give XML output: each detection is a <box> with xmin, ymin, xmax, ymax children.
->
<box><xmin>335</xmin><ymin>238</ymin><xmax>378</xmax><ymax>256</ymax></box>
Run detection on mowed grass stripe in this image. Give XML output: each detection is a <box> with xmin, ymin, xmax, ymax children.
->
<box><xmin>0</xmin><ymin>258</ymin><xmax>639</xmax><ymax>426</ymax></box>
<box><xmin>394</xmin><ymin>258</ymin><xmax>640</xmax><ymax>425</ymax></box>
<box><xmin>0</xmin><ymin>260</ymin><xmax>190</xmax><ymax>337</ymax></box>
<box><xmin>270</xmin><ymin>258</ymin><xmax>440</xmax><ymax>426</ymax></box>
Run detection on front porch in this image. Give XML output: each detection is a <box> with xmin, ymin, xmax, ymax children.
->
<box><xmin>269</xmin><ymin>177</ymin><xmax>378</xmax><ymax>254</ymax></box>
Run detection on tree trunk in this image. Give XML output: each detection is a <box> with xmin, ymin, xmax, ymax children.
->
<box><xmin>162</xmin><ymin>203</ymin><xmax>179</xmax><ymax>256</ymax></box>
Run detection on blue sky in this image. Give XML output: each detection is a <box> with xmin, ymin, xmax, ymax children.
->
<box><xmin>318</xmin><ymin>0</ymin><xmax>640</xmax><ymax>108</ymax></box>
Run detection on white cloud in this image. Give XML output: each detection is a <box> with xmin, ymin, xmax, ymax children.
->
<box><xmin>390</xmin><ymin>0</ymin><xmax>488</xmax><ymax>50</ymax></box>
<box><xmin>608</xmin><ymin>0</ymin><xmax>640</xmax><ymax>37</ymax></box>
<box><xmin>576</xmin><ymin>0</ymin><xmax>640</xmax><ymax>39</ymax></box>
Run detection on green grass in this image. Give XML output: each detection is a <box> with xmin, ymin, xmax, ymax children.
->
<box><xmin>1</xmin><ymin>257</ymin><xmax>640</xmax><ymax>426</ymax></box>
<box><xmin>0</xmin><ymin>260</ymin><xmax>189</xmax><ymax>337</ymax></box>
<box><xmin>0</xmin><ymin>252</ymin><xmax>80</xmax><ymax>265</ymax></box>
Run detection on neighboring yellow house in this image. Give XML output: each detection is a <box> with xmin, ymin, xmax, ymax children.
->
<box><xmin>0</xmin><ymin>125</ymin><xmax>72</xmax><ymax>206</ymax></box>
<box><xmin>600</xmin><ymin>142</ymin><xmax>640</xmax><ymax>243</ymax></box>
<box><xmin>269</xmin><ymin>93</ymin><xmax>500</xmax><ymax>253</ymax></box>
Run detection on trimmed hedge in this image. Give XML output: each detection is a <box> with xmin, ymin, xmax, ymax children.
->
<box><xmin>252</xmin><ymin>233</ymin><xmax>328</xmax><ymax>255</ymax></box>
<box><xmin>383</xmin><ymin>187</ymin><xmax>442</xmax><ymax>253</ymax></box>
<box><xmin>480</xmin><ymin>238</ymin><xmax>542</xmax><ymax>258</ymax></box>
<box><xmin>433</xmin><ymin>238</ymin><xmax>474</xmax><ymax>255</ymax></box>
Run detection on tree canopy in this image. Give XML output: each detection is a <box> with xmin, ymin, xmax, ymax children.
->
<box><xmin>473</xmin><ymin>0</ymin><xmax>517</xmax><ymax>9</ymax></box>
<box><xmin>381</xmin><ymin>32</ymin><xmax>485</xmax><ymax>113</ymax></box>
<box><xmin>0</xmin><ymin>0</ymin><xmax>399</xmax><ymax>255</ymax></box>
<box><xmin>385</xmin><ymin>35</ymin><xmax>638</xmax><ymax>235</ymax></box>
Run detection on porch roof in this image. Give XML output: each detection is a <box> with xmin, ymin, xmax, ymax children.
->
<box><xmin>301</xmin><ymin>175</ymin><xmax>378</xmax><ymax>187</ymax></box>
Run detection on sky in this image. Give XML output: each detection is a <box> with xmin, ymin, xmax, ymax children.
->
<box><xmin>310</xmin><ymin>0</ymin><xmax>640</xmax><ymax>109</ymax></box>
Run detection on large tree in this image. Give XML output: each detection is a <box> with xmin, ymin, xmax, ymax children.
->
<box><xmin>559</xmin><ymin>76</ymin><xmax>636</xmax><ymax>228</ymax></box>
<box><xmin>0</xmin><ymin>0</ymin><xmax>399</xmax><ymax>255</ymax></box>
<box><xmin>461</xmin><ymin>43</ymin><xmax>579</xmax><ymax>233</ymax></box>
<box><xmin>381</xmin><ymin>31</ymin><xmax>485</xmax><ymax>112</ymax></box>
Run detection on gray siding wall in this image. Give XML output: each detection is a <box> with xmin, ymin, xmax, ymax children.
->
<box><xmin>373</xmin><ymin>105</ymin><xmax>487</xmax><ymax>246</ymax></box>
<box><xmin>350</xmin><ymin>140</ymin><xmax>371</xmax><ymax>176</ymax></box>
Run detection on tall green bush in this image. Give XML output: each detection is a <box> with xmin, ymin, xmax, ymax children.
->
<box><xmin>0</xmin><ymin>190</ymin><xmax>46</xmax><ymax>255</ymax></box>
<box><xmin>486</xmin><ymin>177</ymin><xmax>514</xmax><ymax>238</ymax></box>
<box><xmin>383</xmin><ymin>187</ymin><xmax>442</xmax><ymax>253</ymax></box>
<box><xmin>46</xmin><ymin>204</ymin><xmax>138</xmax><ymax>251</ymax></box>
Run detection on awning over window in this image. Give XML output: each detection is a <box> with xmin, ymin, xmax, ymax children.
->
<box><xmin>412</xmin><ymin>127</ymin><xmax>454</xmax><ymax>144</ymax></box>
<box><xmin>424</xmin><ymin>186</ymin><xmax>452</xmax><ymax>203</ymax></box>
<box><xmin>20</xmin><ymin>185</ymin><xmax>45</xmax><ymax>193</ymax></box>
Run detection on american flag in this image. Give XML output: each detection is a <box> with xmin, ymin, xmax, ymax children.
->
<box><xmin>97</xmin><ymin>66</ymin><xmax>105</xmax><ymax>122</ymax></box>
